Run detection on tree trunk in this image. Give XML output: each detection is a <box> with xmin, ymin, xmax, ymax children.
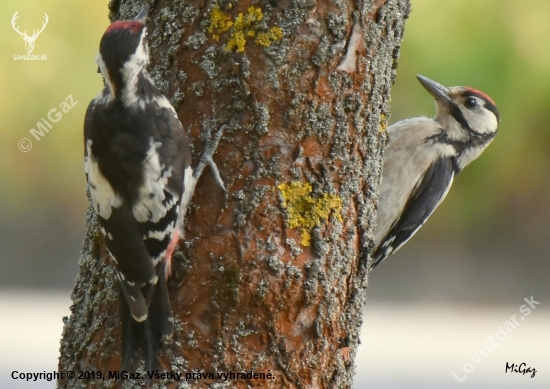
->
<box><xmin>58</xmin><ymin>0</ymin><xmax>409</xmax><ymax>388</ymax></box>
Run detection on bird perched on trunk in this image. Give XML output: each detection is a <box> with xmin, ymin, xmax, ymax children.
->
<box><xmin>371</xmin><ymin>75</ymin><xmax>499</xmax><ymax>268</ymax></box>
<box><xmin>84</xmin><ymin>6</ymin><xmax>225</xmax><ymax>373</ymax></box>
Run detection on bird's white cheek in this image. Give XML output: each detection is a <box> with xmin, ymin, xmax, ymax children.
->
<box><xmin>488</xmin><ymin>114</ymin><xmax>498</xmax><ymax>132</ymax></box>
<box><xmin>466</xmin><ymin>110</ymin><xmax>498</xmax><ymax>135</ymax></box>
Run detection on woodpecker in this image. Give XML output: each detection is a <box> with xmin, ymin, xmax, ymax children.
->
<box><xmin>84</xmin><ymin>6</ymin><xmax>225</xmax><ymax>372</ymax></box>
<box><xmin>371</xmin><ymin>75</ymin><xmax>499</xmax><ymax>268</ymax></box>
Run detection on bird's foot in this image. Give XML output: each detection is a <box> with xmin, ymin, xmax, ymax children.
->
<box><xmin>193</xmin><ymin>124</ymin><xmax>227</xmax><ymax>191</ymax></box>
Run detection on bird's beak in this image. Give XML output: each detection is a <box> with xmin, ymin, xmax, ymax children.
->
<box><xmin>134</xmin><ymin>5</ymin><xmax>149</xmax><ymax>22</ymax></box>
<box><xmin>416</xmin><ymin>75</ymin><xmax>453</xmax><ymax>107</ymax></box>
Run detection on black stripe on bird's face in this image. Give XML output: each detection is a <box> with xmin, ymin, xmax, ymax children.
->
<box><xmin>449</xmin><ymin>102</ymin><xmax>474</xmax><ymax>133</ymax></box>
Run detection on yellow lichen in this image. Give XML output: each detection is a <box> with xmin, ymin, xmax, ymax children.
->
<box><xmin>301</xmin><ymin>229</ymin><xmax>312</xmax><ymax>248</ymax></box>
<box><xmin>243</xmin><ymin>6</ymin><xmax>264</xmax><ymax>26</ymax></box>
<box><xmin>226</xmin><ymin>30</ymin><xmax>247</xmax><ymax>52</ymax></box>
<box><xmin>271</xmin><ymin>26</ymin><xmax>283</xmax><ymax>38</ymax></box>
<box><xmin>208</xmin><ymin>4</ymin><xmax>282</xmax><ymax>52</ymax></box>
<box><xmin>278</xmin><ymin>181</ymin><xmax>342</xmax><ymax>247</ymax></box>
<box><xmin>379</xmin><ymin>113</ymin><xmax>388</xmax><ymax>132</ymax></box>
<box><xmin>208</xmin><ymin>3</ymin><xmax>233</xmax><ymax>42</ymax></box>
<box><xmin>255</xmin><ymin>27</ymin><xmax>283</xmax><ymax>47</ymax></box>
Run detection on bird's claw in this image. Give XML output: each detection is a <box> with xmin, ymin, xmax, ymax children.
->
<box><xmin>193</xmin><ymin>124</ymin><xmax>227</xmax><ymax>192</ymax></box>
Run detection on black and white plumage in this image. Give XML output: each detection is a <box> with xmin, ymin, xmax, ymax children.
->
<box><xmin>371</xmin><ymin>75</ymin><xmax>499</xmax><ymax>268</ymax></box>
<box><xmin>84</xmin><ymin>7</ymin><xmax>224</xmax><ymax>372</ymax></box>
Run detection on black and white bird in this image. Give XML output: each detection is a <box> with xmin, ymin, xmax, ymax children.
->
<box><xmin>84</xmin><ymin>6</ymin><xmax>224</xmax><ymax>372</ymax></box>
<box><xmin>371</xmin><ymin>75</ymin><xmax>499</xmax><ymax>268</ymax></box>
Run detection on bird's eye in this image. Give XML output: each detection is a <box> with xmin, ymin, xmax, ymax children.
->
<box><xmin>464</xmin><ymin>97</ymin><xmax>478</xmax><ymax>109</ymax></box>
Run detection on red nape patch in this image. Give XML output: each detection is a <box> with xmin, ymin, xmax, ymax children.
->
<box><xmin>105</xmin><ymin>20</ymin><xmax>144</xmax><ymax>34</ymax></box>
<box><xmin>464</xmin><ymin>87</ymin><xmax>496</xmax><ymax>106</ymax></box>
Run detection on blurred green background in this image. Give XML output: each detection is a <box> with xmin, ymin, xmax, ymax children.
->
<box><xmin>0</xmin><ymin>0</ymin><xmax>549</xmax><ymax>297</ymax></box>
<box><xmin>393</xmin><ymin>0</ymin><xmax>550</xmax><ymax>243</ymax></box>
<box><xmin>0</xmin><ymin>0</ymin><xmax>110</xmax><ymax>287</ymax></box>
<box><xmin>373</xmin><ymin>0</ymin><xmax>550</xmax><ymax>305</ymax></box>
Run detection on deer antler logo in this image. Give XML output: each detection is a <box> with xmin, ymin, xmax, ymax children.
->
<box><xmin>11</xmin><ymin>11</ymin><xmax>49</xmax><ymax>54</ymax></box>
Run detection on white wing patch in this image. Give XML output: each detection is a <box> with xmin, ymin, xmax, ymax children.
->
<box><xmin>152</xmin><ymin>250</ymin><xmax>167</xmax><ymax>266</ymax></box>
<box><xmin>144</xmin><ymin>221</ymin><xmax>175</xmax><ymax>241</ymax></box>
<box><xmin>132</xmin><ymin>138</ymin><xmax>176</xmax><ymax>223</ymax></box>
<box><xmin>177</xmin><ymin>166</ymin><xmax>195</xmax><ymax>237</ymax></box>
<box><xmin>152</xmin><ymin>94</ymin><xmax>178</xmax><ymax>116</ymax></box>
<box><xmin>85</xmin><ymin>140</ymin><xmax>122</xmax><ymax>219</ymax></box>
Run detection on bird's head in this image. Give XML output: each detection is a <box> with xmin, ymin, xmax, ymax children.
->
<box><xmin>417</xmin><ymin>74</ymin><xmax>499</xmax><ymax>138</ymax></box>
<box><xmin>96</xmin><ymin>6</ymin><xmax>150</xmax><ymax>97</ymax></box>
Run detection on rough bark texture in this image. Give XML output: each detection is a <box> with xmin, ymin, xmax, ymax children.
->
<box><xmin>58</xmin><ymin>0</ymin><xmax>409</xmax><ymax>388</ymax></box>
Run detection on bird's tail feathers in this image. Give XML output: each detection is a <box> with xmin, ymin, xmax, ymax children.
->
<box><xmin>120</xmin><ymin>265</ymin><xmax>173</xmax><ymax>374</ymax></box>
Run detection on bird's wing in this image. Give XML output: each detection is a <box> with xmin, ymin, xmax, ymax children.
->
<box><xmin>99</xmin><ymin>202</ymin><xmax>154</xmax><ymax>321</ymax></box>
<box><xmin>372</xmin><ymin>157</ymin><xmax>455</xmax><ymax>268</ymax></box>
<box><xmin>133</xmin><ymin>104</ymin><xmax>191</xmax><ymax>261</ymax></box>
<box><xmin>84</xmin><ymin>99</ymin><xmax>190</xmax><ymax>317</ymax></box>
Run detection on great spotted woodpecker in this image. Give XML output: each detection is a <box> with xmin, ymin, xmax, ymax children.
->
<box><xmin>84</xmin><ymin>6</ymin><xmax>225</xmax><ymax>372</ymax></box>
<box><xmin>372</xmin><ymin>75</ymin><xmax>499</xmax><ymax>268</ymax></box>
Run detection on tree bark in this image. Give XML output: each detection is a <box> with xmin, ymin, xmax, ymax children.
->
<box><xmin>58</xmin><ymin>0</ymin><xmax>409</xmax><ymax>388</ymax></box>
